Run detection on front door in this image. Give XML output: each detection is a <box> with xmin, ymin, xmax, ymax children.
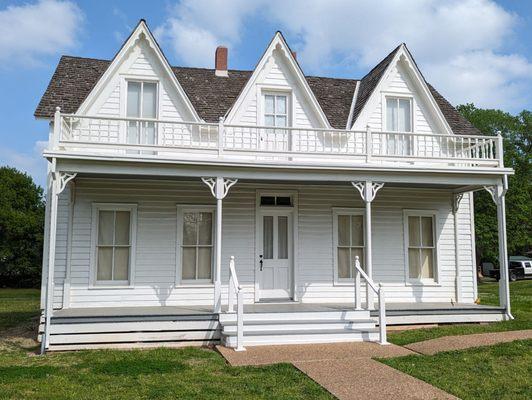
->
<box><xmin>257</xmin><ymin>211</ymin><xmax>292</xmax><ymax>300</ymax></box>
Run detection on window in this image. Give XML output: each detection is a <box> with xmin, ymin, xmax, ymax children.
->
<box><xmin>404</xmin><ymin>211</ymin><xmax>437</xmax><ymax>282</ymax></box>
<box><xmin>260</xmin><ymin>195</ymin><xmax>292</xmax><ymax>207</ymax></box>
<box><xmin>126</xmin><ymin>81</ymin><xmax>158</xmax><ymax>146</ymax></box>
<box><xmin>177</xmin><ymin>207</ymin><xmax>215</xmax><ymax>283</ymax></box>
<box><xmin>264</xmin><ymin>94</ymin><xmax>288</xmax><ymax>127</ymax></box>
<box><xmin>92</xmin><ymin>204</ymin><xmax>137</xmax><ymax>285</ymax></box>
<box><xmin>386</xmin><ymin>97</ymin><xmax>412</xmax><ymax>132</ymax></box>
<box><xmin>333</xmin><ymin>209</ymin><xmax>365</xmax><ymax>282</ymax></box>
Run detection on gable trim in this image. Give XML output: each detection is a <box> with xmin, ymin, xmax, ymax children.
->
<box><xmin>76</xmin><ymin>20</ymin><xmax>201</xmax><ymax>122</ymax></box>
<box><xmin>352</xmin><ymin>44</ymin><xmax>453</xmax><ymax>135</ymax></box>
<box><xmin>224</xmin><ymin>32</ymin><xmax>330</xmax><ymax>128</ymax></box>
<box><xmin>345</xmin><ymin>80</ymin><xmax>360</xmax><ymax>129</ymax></box>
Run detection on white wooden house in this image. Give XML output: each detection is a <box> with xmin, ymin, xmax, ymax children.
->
<box><xmin>35</xmin><ymin>20</ymin><xmax>513</xmax><ymax>352</ymax></box>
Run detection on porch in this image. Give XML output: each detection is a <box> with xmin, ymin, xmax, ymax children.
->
<box><xmin>39</xmin><ymin>157</ymin><xmax>513</xmax><ymax>351</ymax></box>
<box><xmin>42</xmin><ymin>302</ymin><xmax>505</xmax><ymax>351</ymax></box>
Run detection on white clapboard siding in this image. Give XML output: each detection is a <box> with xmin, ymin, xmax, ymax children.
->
<box><xmin>85</xmin><ymin>38</ymin><xmax>190</xmax><ymax>124</ymax></box>
<box><xmin>54</xmin><ymin>178</ymin><xmax>475</xmax><ymax>309</ymax></box>
<box><xmin>232</xmin><ymin>48</ymin><xmax>319</xmax><ymax>128</ymax></box>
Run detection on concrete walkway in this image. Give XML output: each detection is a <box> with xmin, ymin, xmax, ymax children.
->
<box><xmin>217</xmin><ymin>330</ymin><xmax>532</xmax><ymax>399</ymax></box>
<box><xmin>217</xmin><ymin>342</ymin><xmax>456</xmax><ymax>400</ymax></box>
<box><xmin>404</xmin><ymin>329</ymin><xmax>532</xmax><ymax>355</ymax></box>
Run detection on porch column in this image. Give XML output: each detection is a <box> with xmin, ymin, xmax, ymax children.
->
<box><xmin>202</xmin><ymin>177</ymin><xmax>238</xmax><ymax>313</ymax></box>
<box><xmin>484</xmin><ymin>179</ymin><xmax>512</xmax><ymax>318</ymax></box>
<box><xmin>352</xmin><ymin>181</ymin><xmax>384</xmax><ymax>309</ymax></box>
<box><xmin>40</xmin><ymin>170</ymin><xmax>76</xmax><ymax>354</ymax></box>
<box><xmin>452</xmin><ymin>193</ymin><xmax>464</xmax><ymax>303</ymax></box>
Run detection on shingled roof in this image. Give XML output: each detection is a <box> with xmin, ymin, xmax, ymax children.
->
<box><xmin>34</xmin><ymin>53</ymin><xmax>479</xmax><ymax>134</ymax></box>
<box><xmin>351</xmin><ymin>44</ymin><xmax>401</xmax><ymax>126</ymax></box>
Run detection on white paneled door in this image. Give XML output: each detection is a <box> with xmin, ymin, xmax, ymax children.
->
<box><xmin>257</xmin><ymin>211</ymin><xmax>293</xmax><ymax>300</ymax></box>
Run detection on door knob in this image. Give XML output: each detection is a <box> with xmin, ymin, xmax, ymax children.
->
<box><xmin>259</xmin><ymin>254</ymin><xmax>263</xmax><ymax>271</ymax></box>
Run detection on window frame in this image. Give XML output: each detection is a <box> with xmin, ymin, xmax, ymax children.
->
<box><xmin>383</xmin><ymin>94</ymin><xmax>414</xmax><ymax>133</ymax></box>
<box><xmin>90</xmin><ymin>203</ymin><xmax>137</xmax><ymax>288</ymax></box>
<box><xmin>332</xmin><ymin>208</ymin><xmax>365</xmax><ymax>285</ymax></box>
<box><xmin>175</xmin><ymin>205</ymin><xmax>216</xmax><ymax>286</ymax></box>
<box><xmin>263</xmin><ymin>93</ymin><xmax>289</xmax><ymax>128</ymax></box>
<box><xmin>125</xmin><ymin>79</ymin><xmax>159</xmax><ymax>120</ymax></box>
<box><xmin>403</xmin><ymin>209</ymin><xmax>440</xmax><ymax>285</ymax></box>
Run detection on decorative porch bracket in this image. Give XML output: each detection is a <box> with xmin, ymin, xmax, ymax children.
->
<box><xmin>483</xmin><ymin>180</ymin><xmax>512</xmax><ymax>319</ymax></box>
<box><xmin>202</xmin><ymin>177</ymin><xmax>238</xmax><ymax>313</ymax></box>
<box><xmin>452</xmin><ymin>193</ymin><xmax>464</xmax><ymax>303</ymax></box>
<box><xmin>41</xmin><ymin>171</ymin><xmax>77</xmax><ymax>354</ymax></box>
<box><xmin>351</xmin><ymin>181</ymin><xmax>384</xmax><ymax>309</ymax></box>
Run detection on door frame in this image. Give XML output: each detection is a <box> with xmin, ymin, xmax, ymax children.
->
<box><xmin>254</xmin><ymin>189</ymin><xmax>299</xmax><ymax>302</ymax></box>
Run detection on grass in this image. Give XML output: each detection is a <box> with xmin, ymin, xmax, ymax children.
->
<box><xmin>388</xmin><ymin>279</ymin><xmax>532</xmax><ymax>346</ymax></box>
<box><xmin>0</xmin><ymin>289</ymin><xmax>40</xmax><ymax>332</ymax></box>
<box><xmin>0</xmin><ymin>347</ymin><xmax>332</xmax><ymax>400</ymax></box>
<box><xmin>0</xmin><ymin>288</ymin><xmax>332</xmax><ymax>400</ymax></box>
<box><xmin>380</xmin><ymin>339</ymin><xmax>532</xmax><ymax>400</ymax></box>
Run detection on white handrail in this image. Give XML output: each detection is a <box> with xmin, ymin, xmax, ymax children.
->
<box><xmin>55</xmin><ymin>112</ymin><xmax>504</xmax><ymax>168</ymax></box>
<box><xmin>354</xmin><ymin>256</ymin><xmax>388</xmax><ymax>345</ymax></box>
<box><xmin>227</xmin><ymin>256</ymin><xmax>245</xmax><ymax>351</ymax></box>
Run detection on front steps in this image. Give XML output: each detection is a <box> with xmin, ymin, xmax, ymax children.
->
<box><xmin>220</xmin><ymin>309</ymin><xmax>379</xmax><ymax>347</ymax></box>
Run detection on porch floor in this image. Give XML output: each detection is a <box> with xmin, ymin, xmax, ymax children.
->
<box><xmin>52</xmin><ymin>302</ymin><xmax>503</xmax><ymax>319</ymax></box>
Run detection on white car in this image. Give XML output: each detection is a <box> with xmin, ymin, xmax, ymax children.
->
<box><xmin>509</xmin><ymin>257</ymin><xmax>532</xmax><ymax>276</ymax></box>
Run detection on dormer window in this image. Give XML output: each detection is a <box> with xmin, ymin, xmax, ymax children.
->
<box><xmin>264</xmin><ymin>94</ymin><xmax>288</xmax><ymax>127</ymax></box>
<box><xmin>126</xmin><ymin>81</ymin><xmax>158</xmax><ymax>146</ymax></box>
<box><xmin>386</xmin><ymin>97</ymin><xmax>412</xmax><ymax>132</ymax></box>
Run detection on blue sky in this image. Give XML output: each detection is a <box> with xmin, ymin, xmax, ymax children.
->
<box><xmin>1</xmin><ymin>0</ymin><xmax>531</xmax><ymax>187</ymax></box>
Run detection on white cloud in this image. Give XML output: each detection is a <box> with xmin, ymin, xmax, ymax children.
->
<box><xmin>0</xmin><ymin>0</ymin><xmax>83</xmax><ymax>66</ymax></box>
<box><xmin>156</xmin><ymin>0</ymin><xmax>531</xmax><ymax>111</ymax></box>
<box><xmin>154</xmin><ymin>0</ymin><xmax>262</xmax><ymax>67</ymax></box>
<box><xmin>0</xmin><ymin>141</ymin><xmax>48</xmax><ymax>187</ymax></box>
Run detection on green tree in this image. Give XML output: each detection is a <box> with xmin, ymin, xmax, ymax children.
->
<box><xmin>457</xmin><ymin>104</ymin><xmax>531</xmax><ymax>264</ymax></box>
<box><xmin>0</xmin><ymin>166</ymin><xmax>45</xmax><ymax>287</ymax></box>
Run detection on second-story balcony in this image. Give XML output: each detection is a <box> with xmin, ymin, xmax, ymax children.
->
<box><xmin>50</xmin><ymin>109</ymin><xmax>504</xmax><ymax>170</ymax></box>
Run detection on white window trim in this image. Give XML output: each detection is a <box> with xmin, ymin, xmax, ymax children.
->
<box><xmin>332</xmin><ymin>207</ymin><xmax>365</xmax><ymax>285</ymax></box>
<box><xmin>403</xmin><ymin>209</ymin><xmax>440</xmax><ymax>286</ymax></box>
<box><xmin>381</xmin><ymin>92</ymin><xmax>415</xmax><ymax>133</ymax></box>
<box><xmin>120</xmin><ymin>75</ymin><xmax>162</xmax><ymax>145</ymax></box>
<box><xmin>175</xmin><ymin>205</ymin><xmax>216</xmax><ymax>287</ymax></box>
<box><xmin>90</xmin><ymin>203</ymin><xmax>137</xmax><ymax>288</ymax></box>
<box><xmin>256</xmin><ymin>85</ymin><xmax>293</xmax><ymax>127</ymax></box>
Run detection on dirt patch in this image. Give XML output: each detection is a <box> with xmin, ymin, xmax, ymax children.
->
<box><xmin>0</xmin><ymin>317</ymin><xmax>40</xmax><ymax>353</ymax></box>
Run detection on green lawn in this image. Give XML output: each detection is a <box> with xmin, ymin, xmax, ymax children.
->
<box><xmin>380</xmin><ymin>339</ymin><xmax>532</xmax><ymax>400</ymax></box>
<box><xmin>388</xmin><ymin>280</ymin><xmax>532</xmax><ymax>346</ymax></box>
<box><xmin>0</xmin><ymin>288</ymin><xmax>332</xmax><ymax>400</ymax></box>
<box><xmin>0</xmin><ymin>347</ymin><xmax>332</xmax><ymax>400</ymax></box>
<box><xmin>0</xmin><ymin>289</ymin><xmax>40</xmax><ymax>332</ymax></box>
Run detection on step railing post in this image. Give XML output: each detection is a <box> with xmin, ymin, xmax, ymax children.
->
<box><xmin>378</xmin><ymin>283</ymin><xmax>388</xmax><ymax>345</ymax></box>
<box><xmin>354</xmin><ymin>260</ymin><xmax>362</xmax><ymax>310</ymax></box>
<box><xmin>236</xmin><ymin>290</ymin><xmax>245</xmax><ymax>351</ymax></box>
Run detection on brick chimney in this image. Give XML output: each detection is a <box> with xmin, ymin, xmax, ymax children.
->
<box><xmin>215</xmin><ymin>46</ymin><xmax>228</xmax><ymax>77</ymax></box>
<box><xmin>291</xmin><ymin>51</ymin><xmax>297</xmax><ymax>60</ymax></box>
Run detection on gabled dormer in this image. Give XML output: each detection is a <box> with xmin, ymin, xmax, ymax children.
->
<box><xmin>77</xmin><ymin>20</ymin><xmax>200</xmax><ymax>124</ymax></box>
<box><xmin>351</xmin><ymin>44</ymin><xmax>453</xmax><ymax>136</ymax></box>
<box><xmin>225</xmin><ymin>32</ymin><xmax>330</xmax><ymax>129</ymax></box>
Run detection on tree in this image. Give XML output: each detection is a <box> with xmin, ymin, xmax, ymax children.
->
<box><xmin>457</xmin><ymin>104</ymin><xmax>531</xmax><ymax>264</ymax></box>
<box><xmin>0</xmin><ymin>166</ymin><xmax>45</xmax><ymax>287</ymax></box>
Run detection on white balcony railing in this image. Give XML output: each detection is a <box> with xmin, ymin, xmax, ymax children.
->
<box><xmin>51</xmin><ymin>108</ymin><xmax>504</xmax><ymax>168</ymax></box>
